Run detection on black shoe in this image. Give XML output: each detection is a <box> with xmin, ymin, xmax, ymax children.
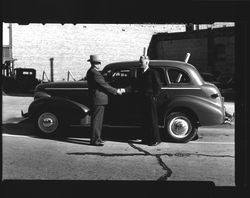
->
<box><xmin>99</xmin><ymin>139</ymin><xmax>105</xmax><ymax>144</ymax></box>
<box><xmin>141</xmin><ymin>139</ymin><xmax>150</xmax><ymax>145</ymax></box>
<box><xmin>90</xmin><ymin>141</ymin><xmax>104</xmax><ymax>146</ymax></box>
<box><xmin>148</xmin><ymin>142</ymin><xmax>161</xmax><ymax>146</ymax></box>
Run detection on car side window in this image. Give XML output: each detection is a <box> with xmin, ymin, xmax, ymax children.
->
<box><xmin>109</xmin><ymin>69</ymin><xmax>133</xmax><ymax>87</ymax></box>
<box><xmin>168</xmin><ymin>69</ymin><xmax>190</xmax><ymax>84</ymax></box>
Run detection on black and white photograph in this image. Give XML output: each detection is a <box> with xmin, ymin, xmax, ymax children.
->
<box><xmin>1</xmin><ymin>1</ymin><xmax>249</xmax><ymax>197</ymax></box>
<box><xmin>2</xmin><ymin>22</ymin><xmax>235</xmax><ymax>184</ymax></box>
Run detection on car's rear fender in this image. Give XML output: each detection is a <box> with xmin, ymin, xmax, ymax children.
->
<box><xmin>162</xmin><ymin>96</ymin><xmax>225</xmax><ymax>126</ymax></box>
<box><xmin>28</xmin><ymin>97</ymin><xmax>90</xmax><ymax>125</ymax></box>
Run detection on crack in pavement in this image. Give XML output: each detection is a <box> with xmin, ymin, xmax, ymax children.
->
<box><xmin>67</xmin><ymin>144</ymin><xmax>233</xmax><ymax>181</ymax></box>
<box><xmin>161</xmin><ymin>152</ymin><xmax>234</xmax><ymax>158</ymax></box>
<box><xmin>128</xmin><ymin>143</ymin><xmax>172</xmax><ymax>181</ymax></box>
<box><xmin>67</xmin><ymin>152</ymin><xmax>146</xmax><ymax>157</ymax></box>
<box><xmin>67</xmin><ymin>151</ymin><xmax>234</xmax><ymax>158</ymax></box>
<box><xmin>128</xmin><ymin>143</ymin><xmax>151</xmax><ymax>155</ymax></box>
<box><xmin>155</xmin><ymin>154</ymin><xmax>173</xmax><ymax>181</ymax></box>
<box><xmin>67</xmin><ymin>144</ymin><xmax>173</xmax><ymax>181</ymax></box>
<box><xmin>173</xmin><ymin>153</ymin><xmax>235</xmax><ymax>158</ymax></box>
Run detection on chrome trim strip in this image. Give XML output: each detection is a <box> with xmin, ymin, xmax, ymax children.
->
<box><xmin>161</xmin><ymin>87</ymin><xmax>201</xmax><ymax>90</ymax></box>
<box><xmin>104</xmin><ymin>125</ymin><xmax>142</xmax><ymax>128</ymax></box>
<box><xmin>45</xmin><ymin>87</ymin><xmax>200</xmax><ymax>90</ymax></box>
<box><xmin>45</xmin><ymin>88</ymin><xmax>88</xmax><ymax>90</ymax></box>
<box><xmin>71</xmin><ymin>124</ymin><xmax>164</xmax><ymax>128</ymax></box>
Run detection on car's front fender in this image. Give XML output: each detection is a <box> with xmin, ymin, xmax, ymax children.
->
<box><xmin>164</xmin><ymin>96</ymin><xmax>225</xmax><ymax>126</ymax></box>
<box><xmin>28</xmin><ymin>97</ymin><xmax>90</xmax><ymax>125</ymax></box>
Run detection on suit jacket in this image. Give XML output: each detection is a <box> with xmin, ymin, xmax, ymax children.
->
<box><xmin>136</xmin><ymin>68</ymin><xmax>162</xmax><ymax>97</ymax></box>
<box><xmin>86</xmin><ymin>67</ymin><xmax>117</xmax><ymax>105</ymax></box>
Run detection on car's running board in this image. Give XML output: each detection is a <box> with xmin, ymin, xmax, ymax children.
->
<box><xmin>71</xmin><ymin>124</ymin><xmax>164</xmax><ymax>128</ymax></box>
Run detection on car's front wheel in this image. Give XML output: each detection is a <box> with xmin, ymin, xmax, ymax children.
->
<box><xmin>34</xmin><ymin>110</ymin><xmax>66</xmax><ymax>136</ymax></box>
<box><xmin>164</xmin><ymin>112</ymin><xmax>197</xmax><ymax>143</ymax></box>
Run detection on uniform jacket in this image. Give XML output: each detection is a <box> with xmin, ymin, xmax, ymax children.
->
<box><xmin>86</xmin><ymin>67</ymin><xmax>117</xmax><ymax>105</ymax></box>
<box><xmin>136</xmin><ymin>68</ymin><xmax>162</xmax><ymax>97</ymax></box>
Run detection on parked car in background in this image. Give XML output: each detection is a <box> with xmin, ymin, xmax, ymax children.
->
<box><xmin>200</xmin><ymin>72</ymin><xmax>222</xmax><ymax>89</ymax></box>
<box><xmin>23</xmin><ymin>60</ymin><xmax>226</xmax><ymax>143</ymax></box>
<box><xmin>220</xmin><ymin>76</ymin><xmax>235</xmax><ymax>101</ymax></box>
<box><xmin>217</xmin><ymin>72</ymin><xmax>234</xmax><ymax>88</ymax></box>
<box><xmin>2</xmin><ymin>67</ymin><xmax>41</xmax><ymax>94</ymax></box>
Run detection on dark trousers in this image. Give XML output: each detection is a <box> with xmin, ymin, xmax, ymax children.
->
<box><xmin>90</xmin><ymin>105</ymin><xmax>105</xmax><ymax>143</ymax></box>
<box><xmin>143</xmin><ymin>95</ymin><xmax>161</xmax><ymax>144</ymax></box>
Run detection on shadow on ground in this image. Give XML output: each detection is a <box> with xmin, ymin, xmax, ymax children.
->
<box><xmin>2</xmin><ymin>120</ymin><xmax>152</xmax><ymax>146</ymax></box>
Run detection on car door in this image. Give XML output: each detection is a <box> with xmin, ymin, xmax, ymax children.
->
<box><xmin>104</xmin><ymin>65</ymin><xmax>167</xmax><ymax>126</ymax></box>
<box><xmin>103</xmin><ymin>66</ymin><xmax>143</xmax><ymax>125</ymax></box>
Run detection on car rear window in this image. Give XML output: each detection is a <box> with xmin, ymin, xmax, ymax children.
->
<box><xmin>168</xmin><ymin>68</ymin><xmax>190</xmax><ymax>84</ymax></box>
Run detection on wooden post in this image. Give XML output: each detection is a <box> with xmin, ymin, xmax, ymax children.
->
<box><xmin>67</xmin><ymin>70</ymin><xmax>76</xmax><ymax>81</ymax></box>
<box><xmin>42</xmin><ymin>71</ymin><xmax>45</xmax><ymax>82</ymax></box>
<box><xmin>42</xmin><ymin>71</ymin><xmax>50</xmax><ymax>83</ymax></box>
<box><xmin>67</xmin><ymin>71</ymin><xmax>69</xmax><ymax>81</ymax></box>
<box><xmin>50</xmin><ymin>58</ymin><xmax>54</xmax><ymax>82</ymax></box>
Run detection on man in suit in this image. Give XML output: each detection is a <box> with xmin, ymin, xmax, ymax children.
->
<box><xmin>136</xmin><ymin>55</ymin><xmax>162</xmax><ymax>146</ymax></box>
<box><xmin>86</xmin><ymin>55</ymin><xmax>124</xmax><ymax>146</ymax></box>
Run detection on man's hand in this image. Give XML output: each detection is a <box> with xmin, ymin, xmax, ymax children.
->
<box><xmin>120</xmin><ymin>88</ymin><xmax>125</xmax><ymax>94</ymax></box>
<box><xmin>117</xmin><ymin>88</ymin><xmax>126</xmax><ymax>95</ymax></box>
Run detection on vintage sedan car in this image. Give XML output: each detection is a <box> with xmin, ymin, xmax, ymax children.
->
<box><xmin>24</xmin><ymin>60</ymin><xmax>226</xmax><ymax>143</ymax></box>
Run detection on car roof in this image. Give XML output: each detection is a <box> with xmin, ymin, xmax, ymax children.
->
<box><xmin>103</xmin><ymin>60</ymin><xmax>197</xmax><ymax>71</ymax></box>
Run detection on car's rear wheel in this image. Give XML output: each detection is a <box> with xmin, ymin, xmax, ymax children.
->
<box><xmin>34</xmin><ymin>110</ymin><xmax>66</xmax><ymax>136</ymax></box>
<box><xmin>165</xmin><ymin>112</ymin><xmax>197</xmax><ymax>143</ymax></box>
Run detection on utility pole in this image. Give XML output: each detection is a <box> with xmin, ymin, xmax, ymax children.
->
<box><xmin>8</xmin><ymin>23</ymin><xmax>12</xmax><ymax>59</ymax></box>
<box><xmin>50</xmin><ymin>58</ymin><xmax>54</xmax><ymax>82</ymax></box>
<box><xmin>8</xmin><ymin>23</ymin><xmax>14</xmax><ymax>75</ymax></box>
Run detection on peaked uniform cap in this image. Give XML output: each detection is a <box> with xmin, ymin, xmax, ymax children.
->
<box><xmin>139</xmin><ymin>55</ymin><xmax>149</xmax><ymax>62</ymax></box>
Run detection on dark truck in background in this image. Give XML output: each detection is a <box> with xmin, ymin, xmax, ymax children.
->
<box><xmin>2</xmin><ymin>61</ymin><xmax>41</xmax><ymax>94</ymax></box>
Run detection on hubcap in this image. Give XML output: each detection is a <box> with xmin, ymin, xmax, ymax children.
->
<box><xmin>169</xmin><ymin>117</ymin><xmax>190</xmax><ymax>138</ymax></box>
<box><xmin>38</xmin><ymin>112</ymin><xmax>58</xmax><ymax>133</ymax></box>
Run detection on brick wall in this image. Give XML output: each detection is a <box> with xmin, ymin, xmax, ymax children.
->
<box><xmin>10</xmin><ymin>23</ymin><xmax>186</xmax><ymax>81</ymax></box>
<box><xmin>149</xmin><ymin>27</ymin><xmax>235</xmax><ymax>74</ymax></box>
<box><xmin>155</xmin><ymin>38</ymin><xmax>208</xmax><ymax>71</ymax></box>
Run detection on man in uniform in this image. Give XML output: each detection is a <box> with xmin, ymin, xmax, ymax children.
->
<box><xmin>136</xmin><ymin>55</ymin><xmax>162</xmax><ymax>146</ymax></box>
<box><xmin>86</xmin><ymin>55</ymin><xmax>124</xmax><ymax>146</ymax></box>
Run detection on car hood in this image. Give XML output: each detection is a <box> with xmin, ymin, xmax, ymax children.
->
<box><xmin>35</xmin><ymin>81</ymin><xmax>88</xmax><ymax>91</ymax></box>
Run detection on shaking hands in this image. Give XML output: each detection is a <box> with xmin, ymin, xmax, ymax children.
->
<box><xmin>117</xmin><ymin>88</ymin><xmax>125</xmax><ymax>95</ymax></box>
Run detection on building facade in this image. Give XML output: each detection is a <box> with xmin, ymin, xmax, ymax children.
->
<box><xmin>148</xmin><ymin>26</ymin><xmax>235</xmax><ymax>75</ymax></box>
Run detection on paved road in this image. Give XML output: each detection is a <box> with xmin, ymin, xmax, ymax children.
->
<box><xmin>2</xmin><ymin>122</ymin><xmax>234</xmax><ymax>185</ymax></box>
